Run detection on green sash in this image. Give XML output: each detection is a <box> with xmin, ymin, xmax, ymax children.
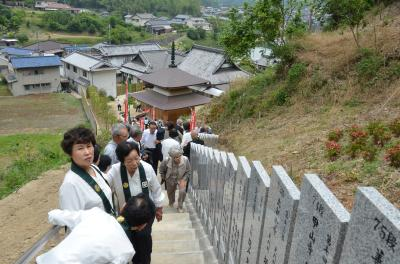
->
<box><xmin>71</xmin><ymin>161</ymin><xmax>115</xmax><ymax>216</ymax></box>
<box><xmin>120</xmin><ymin>162</ymin><xmax>149</xmax><ymax>203</ymax></box>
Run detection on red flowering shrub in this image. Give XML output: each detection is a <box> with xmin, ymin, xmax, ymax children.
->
<box><xmin>347</xmin><ymin>125</ymin><xmax>368</xmax><ymax>158</ymax></box>
<box><xmin>349</xmin><ymin>125</ymin><xmax>368</xmax><ymax>142</ymax></box>
<box><xmin>385</xmin><ymin>144</ymin><xmax>400</xmax><ymax>168</ymax></box>
<box><xmin>326</xmin><ymin>140</ymin><xmax>341</xmax><ymax>161</ymax></box>
<box><xmin>367</xmin><ymin>121</ymin><xmax>391</xmax><ymax>147</ymax></box>
<box><xmin>327</xmin><ymin>128</ymin><xmax>343</xmax><ymax>142</ymax></box>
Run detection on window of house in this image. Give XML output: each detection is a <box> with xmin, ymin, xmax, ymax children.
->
<box><xmin>82</xmin><ymin>70</ymin><xmax>87</xmax><ymax>77</ymax></box>
<box><xmin>34</xmin><ymin>70</ymin><xmax>43</xmax><ymax>75</ymax></box>
<box><xmin>24</xmin><ymin>84</ymin><xmax>32</xmax><ymax>90</ymax></box>
<box><xmin>73</xmin><ymin>66</ymin><xmax>77</xmax><ymax>73</ymax></box>
<box><xmin>66</xmin><ymin>63</ymin><xmax>70</xmax><ymax>70</ymax></box>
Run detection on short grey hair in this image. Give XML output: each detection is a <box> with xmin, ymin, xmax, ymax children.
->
<box><xmin>168</xmin><ymin>146</ymin><xmax>183</xmax><ymax>158</ymax></box>
<box><xmin>111</xmin><ymin>123</ymin><xmax>127</xmax><ymax>136</ymax></box>
<box><xmin>131</xmin><ymin>129</ymin><xmax>143</xmax><ymax>138</ymax></box>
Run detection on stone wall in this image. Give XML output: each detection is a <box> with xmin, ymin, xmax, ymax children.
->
<box><xmin>188</xmin><ymin>139</ymin><xmax>400</xmax><ymax>264</ymax></box>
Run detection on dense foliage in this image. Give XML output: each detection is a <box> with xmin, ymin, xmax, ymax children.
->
<box><xmin>66</xmin><ymin>0</ymin><xmax>202</xmax><ymax>17</ymax></box>
<box><xmin>220</xmin><ymin>0</ymin><xmax>307</xmax><ymax>61</ymax></box>
<box><xmin>0</xmin><ymin>5</ymin><xmax>24</xmax><ymax>34</ymax></box>
<box><xmin>40</xmin><ymin>11</ymin><xmax>149</xmax><ymax>44</ymax></box>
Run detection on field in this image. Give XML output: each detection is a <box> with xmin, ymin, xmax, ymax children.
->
<box><xmin>0</xmin><ymin>93</ymin><xmax>87</xmax><ymax>135</ymax></box>
<box><xmin>16</xmin><ymin>8</ymin><xmax>104</xmax><ymax>45</ymax></box>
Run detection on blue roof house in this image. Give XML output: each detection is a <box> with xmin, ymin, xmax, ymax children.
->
<box><xmin>7</xmin><ymin>56</ymin><xmax>62</xmax><ymax>96</ymax></box>
<box><xmin>0</xmin><ymin>47</ymin><xmax>33</xmax><ymax>60</ymax></box>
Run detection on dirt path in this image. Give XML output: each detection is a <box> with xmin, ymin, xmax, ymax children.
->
<box><xmin>0</xmin><ymin>165</ymin><xmax>68</xmax><ymax>264</ymax></box>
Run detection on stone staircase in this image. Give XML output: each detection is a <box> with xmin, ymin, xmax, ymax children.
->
<box><xmin>151</xmin><ymin>190</ymin><xmax>218</xmax><ymax>264</ymax></box>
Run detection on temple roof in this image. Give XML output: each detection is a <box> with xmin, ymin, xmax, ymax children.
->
<box><xmin>130</xmin><ymin>89</ymin><xmax>211</xmax><ymax>110</ymax></box>
<box><xmin>137</xmin><ymin>67</ymin><xmax>209</xmax><ymax>88</ymax></box>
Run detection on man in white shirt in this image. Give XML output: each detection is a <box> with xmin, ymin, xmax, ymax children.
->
<box><xmin>162</xmin><ymin>129</ymin><xmax>180</xmax><ymax>161</ymax></box>
<box><xmin>181</xmin><ymin>122</ymin><xmax>192</xmax><ymax>148</ymax></box>
<box><xmin>141</xmin><ymin>121</ymin><xmax>158</xmax><ymax>172</ymax></box>
<box><xmin>127</xmin><ymin>128</ymin><xmax>143</xmax><ymax>152</ymax></box>
<box><xmin>104</xmin><ymin>123</ymin><xmax>129</xmax><ymax>165</ymax></box>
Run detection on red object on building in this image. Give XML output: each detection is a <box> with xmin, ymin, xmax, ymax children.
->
<box><xmin>124</xmin><ymin>80</ymin><xmax>128</xmax><ymax>124</ymax></box>
<box><xmin>190</xmin><ymin>108</ymin><xmax>196</xmax><ymax>130</ymax></box>
<box><xmin>140</xmin><ymin>118</ymin><xmax>144</xmax><ymax>131</ymax></box>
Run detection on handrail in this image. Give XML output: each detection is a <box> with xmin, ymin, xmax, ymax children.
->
<box><xmin>14</xmin><ymin>225</ymin><xmax>62</xmax><ymax>264</ymax></box>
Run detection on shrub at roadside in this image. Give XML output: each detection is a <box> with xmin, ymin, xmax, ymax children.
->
<box><xmin>346</xmin><ymin>125</ymin><xmax>368</xmax><ymax>158</ymax></box>
<box><xmin>389</xmin><ymin>118</ymin><xmax>400</xmax><ymax>137</ymax></box>
<box><xmin>325</xmin><ymin>140</ymin><xmax>341</xmax><ymax>161</ymax></box>
<box><xmin>328</xmin><ymin>128</ymin><xmax>343</xmax><ymax>142</ymax></box>
<box><xmin>385</xmin><ymin>144</ymin><xmax>400</xmax><ymax>168</ymax></box>
<box><xmin>361</xmin><ymin>142</ymin><xmax>378</xmax><ymax>161</ymax></box>
<box><xmin>367</xmin><ymin>121</ymin><xmax>391</xmax><ymax>147</ymax></box>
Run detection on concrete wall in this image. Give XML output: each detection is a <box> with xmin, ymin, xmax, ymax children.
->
<box><xmin>9</xmin><ymin>66</ymin><xmax>61</xmax><ymax>96</ymax></box>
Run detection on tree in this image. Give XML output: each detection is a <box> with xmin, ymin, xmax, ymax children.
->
<box><xmin>16</xmin><ymin>33</ymin><xmax>29</xmax><ymax>44</ymax></box>
<box><xmin>110</xmin><ymin>25</ymin><xmax>132</xmax><ymax>44</ymax></box>
<box><xmin>197</xmin><ymin>28</ymin><xmax>206</xmax><ymax>39</ymax></box>
<box><xmin>313</xmin><ymin>0</ymin><xmax>371</xmax><ymax>47</ymax></box>
<box><xmin>187</xmin><ymin>28</ymin><xmax>199</xmax><ymax>40</ymax></box>
<box><xmin>220</xmin><ymin>0</ymin><xmax>306</xmax><ymax>60</ymax></box>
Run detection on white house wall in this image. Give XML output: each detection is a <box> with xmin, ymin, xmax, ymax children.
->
<box><xmin>92</xmin><ymin>70</ymin><xmax>117</xmax><ymax>98</ymax></box>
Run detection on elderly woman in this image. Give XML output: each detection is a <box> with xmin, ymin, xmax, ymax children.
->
<box><xmin>105</xmin><ymin>141</ymin><xmax>164</xmax><ymax>264</ymax></box>
<box><xmin>59</xmin><ymin>127</ymin><xmax>114</xmax><ymax>215</ymax></box>
<box><xmin>159</xmin><ymin>146</ymin><xmax>191</xmax><ymax>213</ymax></box>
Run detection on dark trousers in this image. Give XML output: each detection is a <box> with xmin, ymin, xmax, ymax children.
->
<box><xmin>129</xmin><ymin>217</ymin><xmax>155</xmax><ymax>264</ymax></box>
<box><xmin>145</xmin><ymin>148</ymin><xmax>161</xmax><ymax>174</ymax></box>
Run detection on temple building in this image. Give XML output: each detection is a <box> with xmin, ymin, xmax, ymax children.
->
<box><xmin>131</xmin><ymin>66</ymin><xmax>211</xmax><ymax>121</ymax></box>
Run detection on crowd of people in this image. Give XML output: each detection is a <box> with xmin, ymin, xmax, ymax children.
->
<box><xmin>37</xmin><ymin>117</ymin><xmax>210</xmax><ymax>264</ymax></box>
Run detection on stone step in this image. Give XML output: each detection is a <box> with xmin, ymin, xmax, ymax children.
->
<box><xmin>151</xmin><ymin>251</ymin><xmax>205</xmax><ymax>264</ymax></box>
<box><xmin>161</xmin><ymin>212</ymin><xmax>190</xmax><ymax>222</ymax></box>
<box><xmin>152</xmin><ymin>229</ymin><xmax>196</xmax><ymax>241</ymax></box>
<box><xmin>153</xmin><ymin>239</ymin><xmax>201</xmax><ymax>252</ymax></box>
<box><xmin>153</xmin><ymin>220</ymin><xmax>192</xmax><ymax>231</ymax></box>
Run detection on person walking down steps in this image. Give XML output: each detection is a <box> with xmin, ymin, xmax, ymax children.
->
<box><xmin>159</xmin><ymin>146</ymin><xmax>191</xmax><ymax>213</ymax></box>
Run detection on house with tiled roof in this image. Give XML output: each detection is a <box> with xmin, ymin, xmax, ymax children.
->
<box><xmin>34</xmin><ymin>1</ymin><xmax>81</xmax><ymax>13</ymax></box>
<box><xmin>178</xmin><ymin>44</ymin><xmax>250</xmax><ymax>93</ymax></box>
<box><xmin>125</xmin><ymin>13</ymin><xmax>157</xmax><ymax>27</ymax></box>
<box><xmin>0</xmin><ymin>47</ymin><xmax>33</xmax><ymax>60</ymax></box>
<box><xmin>6</xmin><ymin>55</ymin><xmax>61</xmax><ymax>96</ymax></box>
<box><xmin>120</xmin><ymin>49</ymin><xmax>185</xmax><ymax>83</ymax></box>
<box><xmin>91</xmin><ymin>43</ymin><xmax>162</xmax><ymax>67</ymax></box>
<box><xmin>25</xmin><ymin>40</ymin><xmax>69</xmax><ymax>56</ymax></box>
<box><xmin>144</xmin><ymin>19</ymin><xmax>173</xmax><ymax>35</ymax></box>
<box><xmin>61</xmin><ymin>52</ymin><xmax>118</xmax><ymax>97</ymax></box>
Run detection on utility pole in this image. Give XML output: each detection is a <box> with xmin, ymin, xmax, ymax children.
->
<box><xmin>108</xmin><ymin>24</ymin><xmax>111</xmax><ymax>44</ymax></box>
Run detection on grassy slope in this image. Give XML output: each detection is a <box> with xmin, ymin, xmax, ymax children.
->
<box><xmin>0</xmin><ymin>93</ymin><xmax>89</xmax><ymax>198</ymax></box>
<box><xmin>205</xmin><ymin>4</ymin><xmax>400</xmax><ymax>209</ymax></box>
<box><xmin>0</xmin><ymin>133</ymin><xmax>68</xmax><ymax>198</ymax></box>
